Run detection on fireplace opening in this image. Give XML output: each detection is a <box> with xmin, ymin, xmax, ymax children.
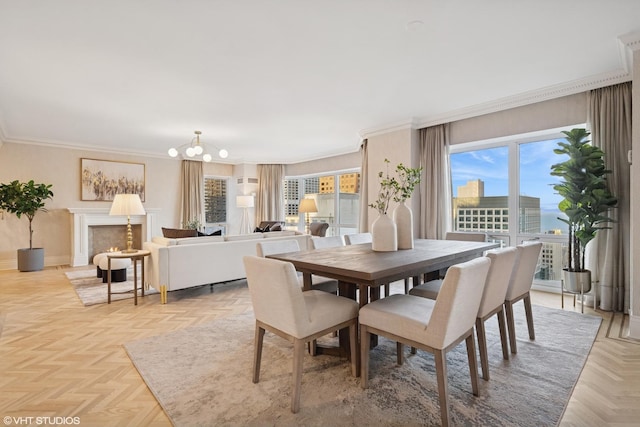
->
<box><xmin>88</xmin><ymin>225</ymin><xmax>142</xmax><ymax>262</ymax></box>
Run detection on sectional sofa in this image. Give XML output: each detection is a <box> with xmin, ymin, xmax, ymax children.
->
<box><xmin>143</xmin><ymin>230</ymin><xmax>310</xmax><ymax>302</ymax></box>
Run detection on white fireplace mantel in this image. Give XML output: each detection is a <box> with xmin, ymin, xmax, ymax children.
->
<box><xmin>68</xmin><ymin>207</ymin><xmax>160</xmax><ymax>267</ymax></box>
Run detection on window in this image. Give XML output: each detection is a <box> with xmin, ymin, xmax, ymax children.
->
<box><xmin>449</xmin><ymin>126</ymin><xmax>580</xmax><ymax>292</ymax></box>
<box><xmin>285</xmin><ymin>170</ymin><xmax>360</xmax><ymax>235</ymax></box>
<box><xmin>204</xmin><ymin>177</ymin><xmax>228</xmax><ymax>224</ymax></box>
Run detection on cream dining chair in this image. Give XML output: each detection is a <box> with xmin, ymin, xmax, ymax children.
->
<box><xmin>256</xmin><ymin>239</ymin><xmax>338</xmax><ymax>294</ymax></box>
<box><xmin>504</xmin><ymin>242</ymin><xmax>543</xmax><ymax>354</ymax></box>
<box><xmin>310</xmin><ymin>235</ymin><xmax>345</xmax><ymax>249</ymax></box>
<box><xmin>343</xmin><ymin>232</ymin><xmax>372</xmax><ymax>245</ymax></box>
<box><xmin>243</xmin><ymin>256</ymin><xmax>359</xmax><ymax>413</ymax></box>
<box><xmin>410</xmin><ymin>247</ymin><xmax>518</xmax><ymax>380</ymax></box>
<box><xmin>359</xmin><ymin>257</ymin><xmax>491</xmax><ymax>427</ymax></box>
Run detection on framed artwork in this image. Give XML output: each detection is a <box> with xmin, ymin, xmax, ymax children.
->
<box><xmin>81</xmin><ymin>158</ymin><xmax>146</xmax><ymax>201</ymax></box>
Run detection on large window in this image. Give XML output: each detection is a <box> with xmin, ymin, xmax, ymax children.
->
<box><xmin>204</xmin><ymin>177</ymin><xmax>228</xmax><ymax>225</ymax></box>
<box><xmin>449</xmin><ymin>127</ymin><xmax>577</xmax><ymax>291</ymax></box>
<box><xmin>285</xmin><ymin>170</ymin><xmax>360</xmax><ymax>235</ymax></box>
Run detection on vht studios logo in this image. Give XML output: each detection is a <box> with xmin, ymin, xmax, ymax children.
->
<box><xmin>3</xmin><ymin>416</ymin><xmax>81</xmax><ymax>425</ymax></box>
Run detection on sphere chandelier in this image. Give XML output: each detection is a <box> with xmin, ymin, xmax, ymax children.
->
<box><xmin>168</xmin><ymin>130</ymin><xmax>228</xmax><ymax>162</ymax></box>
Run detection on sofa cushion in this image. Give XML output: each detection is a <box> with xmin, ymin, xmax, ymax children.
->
<box><xmin>198</xmin><ymin>229</ymin><xmax>223</xmax><ymax>236</ymax></box>
<box><xmin>224</xmin><ymin>233</ymin><xmax>265</xmax><ymax>242</ymax></box>
<box><xmin>162</xmin><ymin>227</ymin><xmax>198</xmax><ymax>238</ymax></box>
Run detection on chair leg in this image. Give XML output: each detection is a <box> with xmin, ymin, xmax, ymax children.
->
<box><xmin>475</xmin><ymin>318</ymin><xmax>489</xmax><ymax>381</ymax></box>
<box><xmin>523</xmin><ymin>293</ymin><xmax>535</xmax><ymax>340</ymax></box>
<box><xmin>466</xmin><ymin>333</ymin><xmax>479</xmax><ymax>396</ymax></box>
<box><xmin>434</xmin><ymin>349</ymin><xmax>450</xmax><ymax>427</ymax></box>
<box><xmin>360</xmin><ymin>325</ymin><xmax>371</xmax><ymax>388</ymax></box>
<box><xmin>253</xmin><ymin>324</ymin><xmax>265</xmax><ymax>383</ymax></box>
<box><xmin>496</xmin><ymin>308</ymin><xmax>509</xmax><ymax>360</ymax></box>
<box><xmin>291</xmin><ymin>339</ymin><xmax>305</xmax><ymax>413</ymax></box>
<box><xmin>397</xmin><ymin>342</ymin><xmax>404</xmax><ymax>365</ymax></box>
<box><xmin>349</xmin><ymin>323</ymin><xmax>358</xmax><ymax>377</ymax></box>
<box><xmin>384</xmin><ymin>283</ymin><xmax>390</xmax><ymax>297</ymax></box>
<box><xmin>504</xmin><ymin>301</ymin><xmax>517</xmax><ymax>354</ymax></box>
<box><xmin>404</xmin><ymin>278</ymin><xmax>410</xmax><ymax>294</ymax></box>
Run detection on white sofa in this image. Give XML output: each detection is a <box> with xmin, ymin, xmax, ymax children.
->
<box><xmin>143</xmin><ymin>231</ymin><xmax>310</xmax><ymax>297</ymax></box>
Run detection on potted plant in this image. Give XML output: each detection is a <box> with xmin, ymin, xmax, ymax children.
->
<box><xmin>0</xmin><ymin>180</ymin><xmax>54</xmax><ymax>271</ymax></box>
<box><xmin>369</xmin><ymin>159</ymin><xmax>422</xmax><ymax>251</ymax></box>
<box><xmin>550</xmin><ymin>128</ymin><xmax>617</xmax><ymax>293</ymax></box>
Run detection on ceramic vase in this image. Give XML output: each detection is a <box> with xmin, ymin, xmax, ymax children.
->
<box><xmin>393</xmin><ymin>200</ymin><xmax>413</xmax><ymax>249</ymax></box>
<box><xmin>372</xmin><ymin>212</ymin><xmax>398</xmax><ymax>252</ymax></box>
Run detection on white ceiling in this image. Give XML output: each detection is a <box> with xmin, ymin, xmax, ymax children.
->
<box><xmin>1</xmin><ymin>1</ymin><xmax>639</xmax><ymax>164</ymax></box>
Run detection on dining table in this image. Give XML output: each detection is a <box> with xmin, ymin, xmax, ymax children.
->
<box><xmin>268</xmin><ymin>238</ymin><xmax>500</xmax><ymax>365</ymax></box>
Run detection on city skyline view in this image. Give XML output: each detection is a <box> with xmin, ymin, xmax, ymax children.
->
<box><xmin>450</xmin><ymin>138</ymin><xmax>570</xmax><ymax>233</ymax></box>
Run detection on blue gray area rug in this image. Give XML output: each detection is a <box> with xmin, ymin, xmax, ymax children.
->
<box><xmin>124</xmin><ymin>304</ymin><xmax>601</xmax><ymax>426</ymax></box>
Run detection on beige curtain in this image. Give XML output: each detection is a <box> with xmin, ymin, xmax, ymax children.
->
<box><xmin>418</xmin><ymin>124</ymin><xmax>451</xmax><ymax>239</ymax></box>
<box><xmin>256</xmin><ymin>164</ymin><xmax>285</xmax><ymax>225</ymax></box>
<box><xmin>358</xmin><ymin>139</ymin><xmax>369</xmax><ymax>232</ymax></box>
<box><xmin>180</xmin><ymin>160</ymin><xmax>204</xmax><ymax>228</ymax></box>
<box><xmin>587</xmin><ymin>82</ymin><xmax>632</xmax><ymax>313</ymax></box>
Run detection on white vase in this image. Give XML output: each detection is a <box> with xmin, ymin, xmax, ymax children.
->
<box><xmin>393</xmin><ymin>200</ymin><xmax>413</xmax><ymax>250</ymax></box>
<box><xmin>372</xmin><ymin>212</ymin><xmax>398</xmax><ymax>252</ymax></box>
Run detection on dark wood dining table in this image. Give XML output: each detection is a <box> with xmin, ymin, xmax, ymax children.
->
<box><xmin>268</xmin><ymin>238</ymin><xmax>499</xmax><ymax>364</ymax></box>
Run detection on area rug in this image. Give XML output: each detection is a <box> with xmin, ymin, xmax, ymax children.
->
<box><xmin>124</xmin><ymin>304</ymin><xmax>601</xmax><ymax>426</ymax></box>
<box><xmin>66</xmin><ymin>268</ymin><xmax>157</xmax><ymax>306</ymax></box>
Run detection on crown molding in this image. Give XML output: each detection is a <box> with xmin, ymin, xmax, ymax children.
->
<box><xmin>359</xmin><ymin>118</ymin><xmax>420</xmax><ymax>140</ymax></box>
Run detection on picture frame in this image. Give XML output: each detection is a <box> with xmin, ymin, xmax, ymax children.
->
<box><xmin>81</xmin><ymin>158</ymin><xmax>146</xmax><ymax>201</ymax></box>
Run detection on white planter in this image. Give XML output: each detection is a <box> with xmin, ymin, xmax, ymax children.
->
<box><xmin>562</xmin><ymin>269</ymin><xmax>592</xmax><ymax>294</ymax></box>
<box><xmin>393</xmin><ymin>200</ymin><xmax>413</xmax><ymax>250</ymax></box>
<box><xmin>372</xmin><ymin>213</ymin><xmax>397</xmax><ymax>252</ymax></box>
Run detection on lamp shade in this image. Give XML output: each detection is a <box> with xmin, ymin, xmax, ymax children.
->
<box><xmin>298</xmin><ymin>198</ymin><xmax>317</xmax><ymax>213</ymax></box>
<box><xmin>109</xmin><ymin>194</ymin><xmax>146</xmax><ymax>216</ymax></box>
<box><xmin>236</xmin><ymin>195</ymin><xmax>254</xmax><ymax>208</ymax></box>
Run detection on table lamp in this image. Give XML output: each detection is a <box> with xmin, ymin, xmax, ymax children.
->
<box><xmin>109</xmin><ymin>194</ymin><xmax>146</xmax><ymax>253</ymax></box>
<box><xmin>298</xmin><ymin>198</ymin><xmax>317</xmax><ymax>234</ymax></box>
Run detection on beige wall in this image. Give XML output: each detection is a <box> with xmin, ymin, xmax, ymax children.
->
<box><xmin>0</xmin><ymin>142</ymin><xmax>236</xmax><ymax>269</ymax></box>
<box><xmin>285</xmin><ymin>151</ymin><xmax>360</xmax><ymax>176</ymax></box>
<box><xmin>450</xmin><ymin>93</ymin><xmax>587</xmax><ymax>145</ymax></box>
<box><xmin>366</xmin><ymin>128</ymin><xmax>420</xmax><ymax>232</ymax></box>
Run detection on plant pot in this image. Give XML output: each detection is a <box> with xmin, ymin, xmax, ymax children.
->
<box><xmin>17</xmin><ymin>248</ymin><xmax>45</xmax><ymax>272</ymax></box>
<box><xmin>393</xmin><ymin>201</ymin><xmax>413</xmax><ymax>250</ymax></box>
<box><xmin>562</xmin><ymin>269</ymin><xmax>591</xmax><ymax>294</ymax></box>
<box><xmin>372</xmin><ymin>213</ymin><xmax>397</xmax><ymax>252</ymax></box>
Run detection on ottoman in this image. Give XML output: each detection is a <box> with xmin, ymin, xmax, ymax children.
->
<box><xmin>98</xmin><ymin>257</ymin><xmax>132</xmax><ymax>283</ymax></box>
<box><xmin>92</xmin><ymin>253</ymin><xmax>109</xmax><ymax>278</ymax></box>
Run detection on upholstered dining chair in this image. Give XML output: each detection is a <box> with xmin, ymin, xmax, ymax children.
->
<box><xmin>310</xmin><ymin>235</ymin><xmax>345</xmax><ymax>249</ymax></box>
<box><xmin>343</xmin><ymin>232</ymin><xmax>372</xmax><ymax>245</ymax></box>
<box><xmin>416</xmin><ymin>230</ymin><xmax>489</xmax><ymax>290</ymax></box>
<box><xmin>409</xmin><ymin>247</ymin><xmax>518</xmax><ymax>380</ymax></box>
<box><xmin>256</xmin><ymin>239</ymin><xmax>338</xmax><ymax>294</ymax></box>
<box><xmin>504</xmin><ymin>242</ymin><xmax>543</xmax><ymax>354</ymax></box>
<box><xmin>359</xmin><ymin>257</ymin><xmax>491</xmax><ymax>427</ymax></box>
<box><xmin>309</xmin><ymin>222</ymin><xmax>329</xmax><ymax>237</ymax></box>
<box><xmin>243</xmin><ymin>256</ymin><xmax>358</xmax><ymax>413</ymax></box>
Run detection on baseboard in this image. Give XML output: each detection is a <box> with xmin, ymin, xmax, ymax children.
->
<box><xmin>628</xmin><ymin>309</ymin><xmax>640</xmax><ymax>339</ymax></box>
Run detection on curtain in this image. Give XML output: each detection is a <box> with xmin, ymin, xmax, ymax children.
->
<box><xmin>358</xmin><ymin>139</ymin><xmax>369</xmax><ymax>232</ymax></box>
<box><xmin>587</xmin><ymin>82</ymin><xmax>632</xmax><ymax>313</ymax></box>
<box><xmin>180</xmin><ymin>160</ymin><xmax>204</xmax><ymax>228</ymax></box>
<box><xmin>418</xmin><ymin>124</ymin><xmax>451</xmax><ymax>239</ymax></box>
<box><xmin>256</xmin><ymin>164</ymin><xmax>285</xmax><ymax>225</ymax></box>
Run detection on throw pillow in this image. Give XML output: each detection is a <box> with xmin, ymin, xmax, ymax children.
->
<box><xmin>269</xmin><ymin>223</ymin><xmax>282</xmax><ymax>231</ymax></box>
<box><xmin>162</xmin><ymin>227</ymin><xmax>198</xmax><ymax>238</ymax></box>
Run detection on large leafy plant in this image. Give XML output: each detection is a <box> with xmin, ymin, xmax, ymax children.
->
<box><xmin>550</xmin><ymin>128</ymin><xmax>617</xmax><ymax>272</ymax></box>
<box><xmin>0</xmin><ymin>180</ymin><xmax>54</xmax><ymax>249</ymax></box>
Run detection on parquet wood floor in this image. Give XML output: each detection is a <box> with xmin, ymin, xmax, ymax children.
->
<box><xmin>1</xmin><ymin>266</ymin><xmax>638</xmax><ymax>426</ymax></box>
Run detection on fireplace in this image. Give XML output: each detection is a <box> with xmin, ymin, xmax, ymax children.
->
<box><xmin>68</xmin><ymin>208</ymin><xmax>160</xmax><ymax>266</ymax></box>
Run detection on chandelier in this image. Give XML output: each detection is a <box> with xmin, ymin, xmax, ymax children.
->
<box><xmin>168</xmin><ymin>130</ymin><xmax>228</xmax><ymax>162</ymax></box>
